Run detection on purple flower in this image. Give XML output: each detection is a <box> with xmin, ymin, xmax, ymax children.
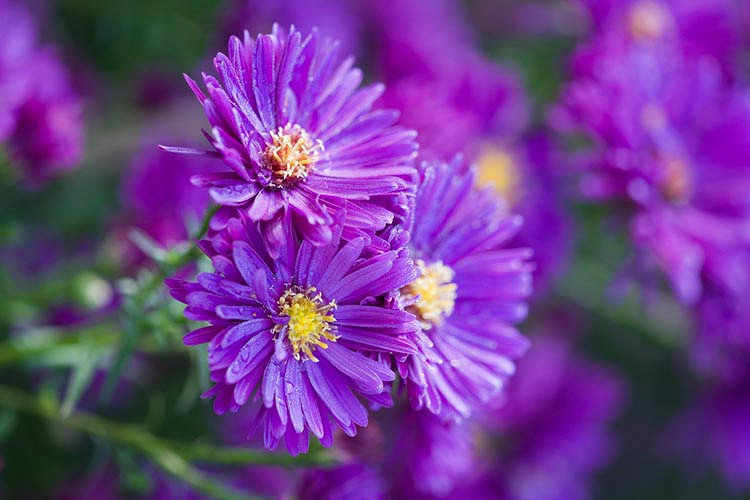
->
<box><xmin>330</xmin><ymin>405</ymin><xmax>479</xmax><ymax>498</ymax></box>
<box><xmin>224</xmin><ymin>0</ymin><xmax>364</xmax><ymax>58</ymax></box>
<box><xmin>670</xmin><ymin>364</ymin><xmax>750</xmax><ymax>492</ymax></box>
<box><xmin>554</xmin><ymin>32</ymin><xmax>750</xmax><ymax>306</ymax></box>
<box><xmin>380</xmin><ymin>58</ymin><xmax>527</xmax><ymax>162</ymax></box>
<box><xmin>487</xmin><ymin>332</ymin><xmax>626</xmax><ymax>500</ymax></box>
<box><xmin>297</xmin><ymin>463</ymin><xmax>384</xmax><ymax>500</ymax></box>
<box><xmin>167</xmin><ymin>214</ymin><xmax>418</xmax><ymax>455</ymax></box>
<box><xmin>117</xmin><ymin>138</ymin><xmax>218</xmax><ymax>268</ymax></box>
<box><xmin>475</xmin><ymin>133</ymin><xmax>574</xmax><ymax>293</ymax></box>
<box><xmin>8</xmin><ymin>50</ymin><xmax>83</xmax><ymax>184</ymax></box>
<box><xmin>366</xmin><ymin>0</ymin><xmax>478</xmax><ymax>80</ymax></box>
<box><xmin>167</xmin><ymin>26</ymin><xmax>417</xmax><ymax>254</ymax></box>
<box><xmin>371</xmin><ymin>0</ymin><xmax>528</xmax><ymax>161</ymax></box>
<box><xmin>390</xmin><ymin>408</ymin><xmax>478</xmax><ymax>497</ymax></box>
<box><xmin>576</xmin><ymin>0</ymin><xmax>744</xmax><ymax>80</ymax></box>
<box><xmin>0</xmin><ymin>0</ymin><xmax>83</xmax><ymax>185</ymax></box>
<box><xmin>394</xmin><ymin>157</ymin><xmax>533</xmax><ymax>422</ymax></box>
<box><xmin>0</xmin><ymin>0</ymin><xmax>35</xmax><ymax>140</ymax></box>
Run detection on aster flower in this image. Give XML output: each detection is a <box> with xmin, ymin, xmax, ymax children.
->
<box><xmin>576</xmin><ymin>0</ymin><xmax>744</xmax><ymax>79</ymax></box>
<box><xmin>391</xmin><ymin>408</ymin><xmax>478</xmax><ymax>497</ymax></box>
<box><xmin>395</xmin><ymin>157</ymin><xmax>533</xmax><ymax>421</ymax></box>
<box><xmin>166</xmin><ymin>25</ymin><xmax>417</xmax><ymax>253</ymax></box>
<box><xmin>331</xmin><ymin>405</ymin><xmax>479</xmax><ymax>498</ymax></box>
<box><xmin>366</xmin><ymin>0</ymin><xmax>478</xmax><ymax>79</ymax></box>
<box><xmin>554</xmin><ymin>31</ymin><xmax>750</xmax><ymax>306</ymax></box>
<box><xmin>0</xmin><ymin>0</ymin><xmax>35</xmax><ymax>140</ymax></box>
<box><xmin>8</xmin><ymin>50</ymin><xmax>83</xmax><ymax>184</ymax></box>
<box><xmin>487</xmin><ymin>331</ymin><xmax>626</xmax><ymax>500</ymax></box>
<box><xmin>167</xmin><ymin>213</ymin><xmax>418</xmax><ymax>454</ymax></box>
<box><xmin>372</xmin><ymin>0</ymin><xmax>527</xmax><ymax>161</ymax></box>
<box><xmin>297</xmin><ymin>463</ymin><xmax>384</xmax><ymax>500</ymax></box>
<box><xmin>670</xmin><ymin>364</ymin><xmax>750</xmax><ymax>493</ymax></box>
<box><xmin>117</xmin><ymin>137</ymin><xmax>218</xmax><ymax>268</ymax></box>
<box><xmin>224</xmin><ymin>0</ymin><xmax>364</xmax><ymax>58</ymax></box>
<box><xmin>380</xmin><ymin>58</ymin><xmax>527</xmax><ymax>162</ymax></box>
<box><xmin>0</xmin><ymin>0</ymin><xmax>83</xmax><ymax>184</ymax></box>
<box><xmin>475</xmin><ymin>132</ymin><xmax>573</xmax><ymax>293</ymax></box>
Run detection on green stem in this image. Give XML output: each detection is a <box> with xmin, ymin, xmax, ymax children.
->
<box><xmin>0</xmin><ymin>385</ymin><xmax>334</xmax><ymax>498</ymax></box>
<box><xmin>192</xmin><ymin>204</ymin><xmax>220</xmax><ymax>241</ymax></box>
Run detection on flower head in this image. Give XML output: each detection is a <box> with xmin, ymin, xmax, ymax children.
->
<box><xmin>395</xmin><ymin>157</ymin><xmax>534</xmax><ymax>421</ymax></box>
<box><xmin>488</xmin><ymin>331</ymin><xmax>626</xmax><ymax>500</ymax></box>
<box><xmin>576</xmin><ymin>0</ymin><xmax>744</xmax><ymax>79</ymax></box>
<box><xmin>167</xmin><ymin>214</ymin><xmax>418</xmax><ymax>454</ymax></box>
<box><xmin>555</xmin><ymin>32</ymin><xmax>750</xmax><ymax>306</ymax></box>
<box><xmin>475</xmin><ymin>133</ymin><xmax>573</xmax><ymax>293</ymax></box>
<box><xmin>167</xmin><ymin>26</ymin><xmax>417</xmax><ymax>254</ymax></box>
<box><xmin>0</xmin><ymin>0</ymin><xmax>83</xmax><ymax>185</ymax></box>
<box><xmin>297</xmin><ymin>463</ymin><xmax>384</xmax><ymax>500</ymax></box>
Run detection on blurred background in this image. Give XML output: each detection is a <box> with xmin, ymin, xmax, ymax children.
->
<box><xmin>1</xmin><ymin>0</ymin><xmax>750</xmax><ymax>498</ymax></box>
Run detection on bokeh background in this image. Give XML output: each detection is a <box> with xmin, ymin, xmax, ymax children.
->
<box><xmin>1</xmin><ymin>0</ymin><xmax>749</xmax><ymax>498</ymax></box>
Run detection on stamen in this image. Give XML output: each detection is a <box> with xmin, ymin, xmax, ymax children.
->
<box><xmin>629</xmin><ymin>1</ymin><xmax>671</xmax><ymax>40</ymax></box>
<box><xmin>476</xmin><ymin>146</ymin><xmax>521</xmax><ymax>205</ymax></box>
<box><xmin>273</xmin><ymin>286</ymin><xmax>337</xmax><ymax>362</ymax></box>
<box><xmin>660</xmin><ymin>157</ymin><xmax>693</xmax><ymax>204</ymax></box>
<box><xmin>264</xmin><ymin>124</ymin><xmax>324</xmax><ymax>188</ymax></box>
<box><xmin>400</xmin><ymin>260</ymin><xmax>457</xmax><ymax>329</ymax></box>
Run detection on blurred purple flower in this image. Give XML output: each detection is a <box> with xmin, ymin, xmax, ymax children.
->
<box><xmin>169</xmin><ymin>26</ymin><xmax>417</xmax><ymax>254</ymax></box>
<box><xmin>395</xmin><ymin>157</ymin><xmax>533</xmax><ymax>422</ymax></box>
<box><xmin>576</xmin><ymin>0</ymin><xmax>744</xmax><ymax>79</ymax></box>
<box><xmin>367</xmin><ymin>0</ymin><xmax>477</xmax><ymax>80</ymax></box>
<box><xmin>0</xmin><ymin>0</ymin><xmax>83</xmax><ymax>185</ymax></box>
<box><xmin>298</xmin><ymin>462</ymin><xmax>384</xmax><ymax>500</ymax></box>
<box><xmin>390</xmin><ymin>409</ymin><xmax>477</xmax><ymax>498</ymax></box>
<box><xmin>671</xmin><ymin>364</ymin><xmax>750</xmax><ymax>492</ymax></box>
<box><xmin>475</xmin><ymin>133</ymin><xmax>574</xmax><ymax>293</ymax></box>
<box><xmin>372</xmin><ymin>0</ymin><xmax>528</xmax><ymax>160</ymax></box>
<box><xmin>486</xmin><ymin>332</ymin><xmax>626</xmax><ymax>500</ymax></box>
<box><xmin>554</xmin><ymin>33</ymin><xmax>750</xmax><ymax>306</ymax></box>
<box><xmin>224</xmin><ymin>0</ymin><xmax>364</xmax><ymax>58</ymax></box>
<box><xmin>167</xmin><ymin>213</ymin><xmax>418</xmax><ymax>455</ymax></box>
<box><xmin>118</xmin><ymin>140</ymin><xmax>218</xmax><ymax>267</ymax></box>
<box><xmin>0</xmin><ymin>0</ymin><xmax>35</xmax><ymax>140</ymax></box>
<box><xmin>380</xmin><ymin>59</ymin><xmax>527</xmax><ymax>161</ymax></box>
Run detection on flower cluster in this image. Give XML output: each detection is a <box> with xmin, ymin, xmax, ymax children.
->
<box><xmin>555</xmin><ymin>0</ymin><xmax>750</xmax><ymax>361</ymax></box>
<box><xmin>0</xmin><ymin>0</ymin><xmax>83</xmax><ymax>185</ymax></box>
<box><xmin>167</xmin><ymin>25</ymin><xmax>534</xmax><ymax>454</ymax></box>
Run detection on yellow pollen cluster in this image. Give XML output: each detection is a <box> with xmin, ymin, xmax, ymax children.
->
<box><xmin>401</xmin><ymin>260</ymin><xmax>457</xmax><ymax>329</ymax></box>
<box><xmin>660</xmin><ymin>157</ymin><xmax>693</xmax><ymax>204</ymax></box>
<box><xmin>275</xmin><ymin>286</ymin><xmax>337</xmax><ymax>362</ymax></box>
<box><xmin>265</xmin><ymin>124</ymin><xmax>324</xmax><ymax>187</ymax></box>
<box><xmin>628</xmin><ymin>1</ymin><xmax>671</xmax><ymax>40</ymax></box>
<box><xmin>476</xmin><ymin>146</ymin><xmax>521</xmax><ymax>206</ymax></box>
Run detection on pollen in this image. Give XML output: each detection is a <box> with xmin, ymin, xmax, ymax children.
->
<box><xmin>628</xmin><ymin>1</ymin><xmax>671</xmax><ymax>40</ymax></box>
<box><xmin>264</xmin><ymin>124</ymin><xmax>324</xmax><ymax>188</ymax></box>
<box><xmin>660</xmin><ymin>157</ymin><xmax>693</xmax><ymax>204</ymax></box>
<box><xmin>400</xmin><ymin>260</ymin><xmax>457</xmax><ymax>329</ymax></box>
<box><xmin>476</xmin><ymin>146</ymin><xmax>521</xmax><ymax>205</ymax></box>
<box><xmin>274</xmin><ymin>286</ymin><xmax>337</xmax><ymax>362</ymax></box>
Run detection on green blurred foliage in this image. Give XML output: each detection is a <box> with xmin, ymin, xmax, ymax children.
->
<box><xmin>56</xmin><ymin>0</ymin><xmax>225</xmax><ymax>77</ymax></box>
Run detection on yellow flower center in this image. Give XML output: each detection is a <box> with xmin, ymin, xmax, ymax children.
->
<box><xmin>275</xmin><ymin>286</ymin><xmax>337</xmax><ymax>362</ymax></box>
<box><xmin>476</xmin><ymin>146</ymin><xmax>521</xmax><ymax>206</ymax></box>
<box><xmin>628</xmin><ymin>1</ymin><xmax>671</xmax><ymax>40</ymax></box>
<box><xmin>400</xmin><ymin>260</ymin><xmax>457</xmax><ymax>329</ymax></box>
<box><xmin>660</xmin><ymin>157</ymin><xmax>693</xmax><ymax>204</ymax></box>
<box><xmin>265</xmin><ymin>124</ymin><xmax>324</xmax><ymax>188</ymax></box>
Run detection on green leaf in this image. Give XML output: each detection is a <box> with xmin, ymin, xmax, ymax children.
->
<box><xmin>128</xmin><ymin>228</ymin><xmax>167</xmax><ymax>263</ymax></box>
<box><xmin>61</xmin><ymin>347</ymin><xmax>102</xmax><ymax>416</ymax></box>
